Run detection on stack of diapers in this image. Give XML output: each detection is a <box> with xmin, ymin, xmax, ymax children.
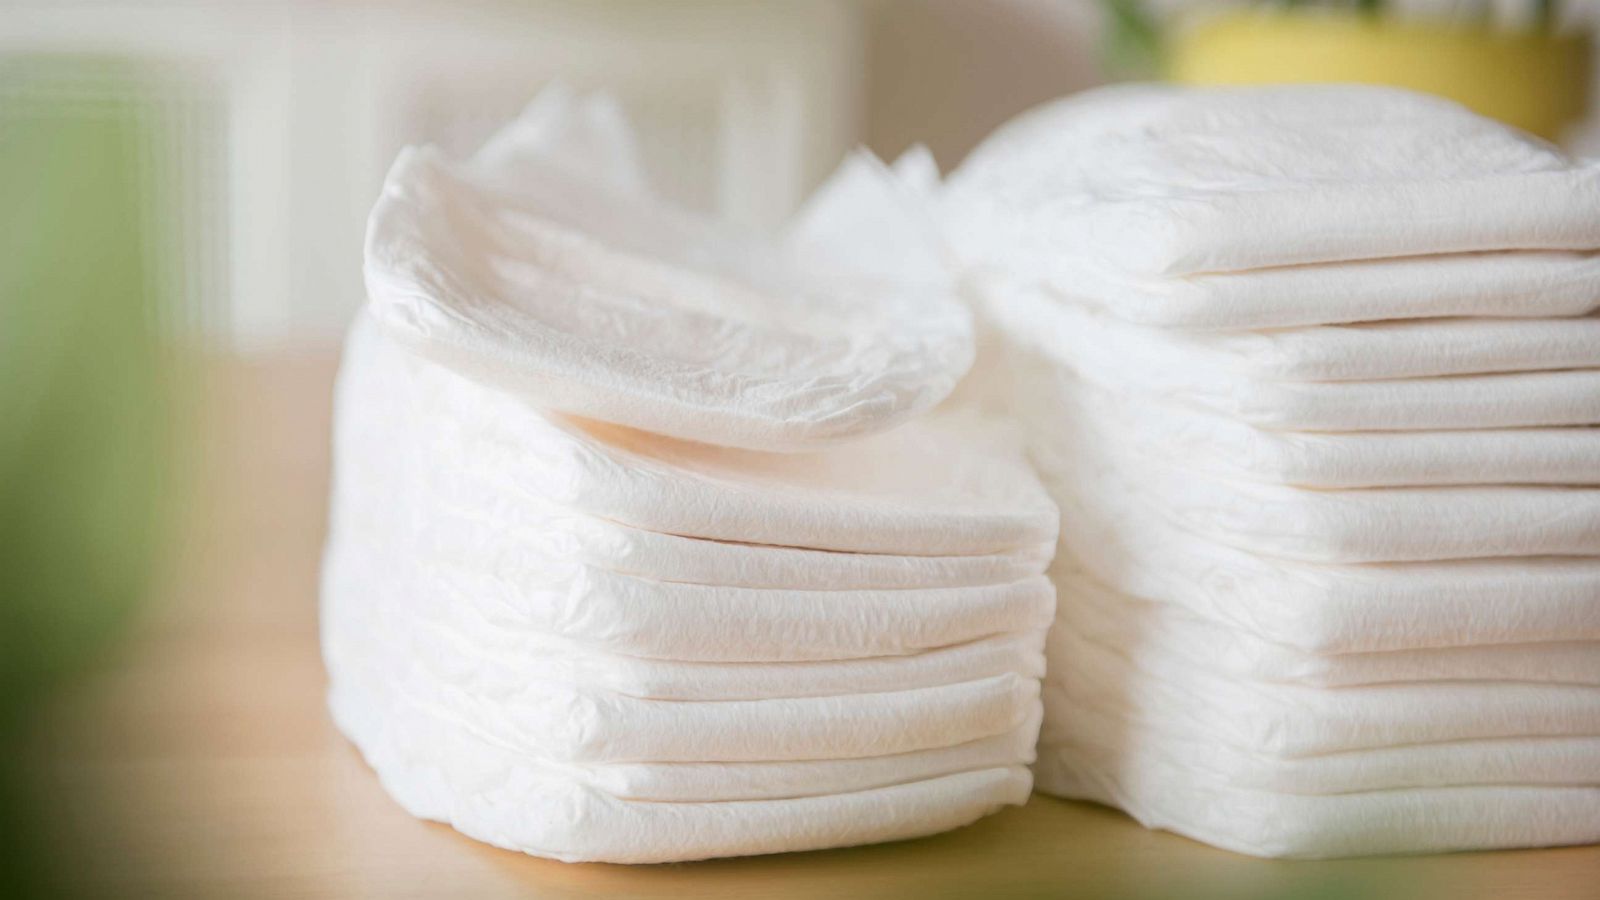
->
<box><xmin>321</xmin><ymin>87</ymin><xmax>1059</xmax><ymax>864</ymax></box>
<box><xmin>943</xmin><ymin>84</ymin><xmax>1600</xmax><ymax>858</ymax></box>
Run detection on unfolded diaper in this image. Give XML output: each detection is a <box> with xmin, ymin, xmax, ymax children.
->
<box><xmin>945</xmin><ymin>84</ymin><xmax>1600</xmax><ymax>279</ymax></box>
<box><xmin>365</xmin><ymin>91</ymin><xmax>971</xmax><ymax>452</ymax></box>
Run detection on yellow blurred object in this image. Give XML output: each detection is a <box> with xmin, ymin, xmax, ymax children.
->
<box><xmin>1170</xmin><ymin>11</ymin><xmax>1591</xmax><ymax>141</ymax></box>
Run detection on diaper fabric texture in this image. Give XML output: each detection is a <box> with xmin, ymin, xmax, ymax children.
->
<box><xmin>324</xmin><ymin>89</ymin><xmax>1055</xmax><ymax>864</ymax></box>
<box><xmin>365</xmin><ymin>89</ymin><xmax>972</xmax><ymax>453</ymax></box>
<box><xmin>952</xmin><ymin>84</ymin><xmax>1600</xmax><ymax>858</ymax></box>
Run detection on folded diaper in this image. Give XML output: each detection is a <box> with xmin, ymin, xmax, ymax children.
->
<box><xmin>343</xmin><ymin>668</ymin><xmax>1045</xmax><ymax>803</ymax></box>
<box><xmin>985</xmin><ymin>288</ymin><xmax>1600</xmax><ymax>432</ymax></box>
<box><xmin>368</xmin><ymin>603</ymin><xmax>1050</xmax><ymax>703</ymax></box>
<box><xmin>1035</xmin><ymin>740</ymin><xmax>1600</xmax><ymax>858</ymax></box>
<box><xmin>1040</xmin><ymin>439</ymin><xmax>1600</xmax><ymax>564</ymax></box>
<box><xmin>989</xmin><ymin>287</ymin><xmax>1600</xmax><ymax>383</ymax></box>
<box><xmin>345</xmin><ymin>623</ymin><xmax>1041</xmax><ymax>764</ymax></box>
<box><xmin>966</xmin><ymin>251</ymin><xmax>1600</xmax><ymax>330</ymax></box>
<box><xmin>332</xmin><ymin>663</ymin><xmax>1034</xmax><ymax>864</ymax></box>
<box><xmin>946</xmin><ymin>84</ymin><xmax>1600</xmax><ymax>279</ymax></box>
<box><xmin>365</xmin><ymin>92</ymin><xmax>970</xmax><ymax>452</ymax></box>
<box><xmin>1045</xmin><ymin>679</ymin><xmax>1600</xmax><ymax>806</ymax></box>
<box><xmin>1048</xmin><ymin>484</ymin><xmax>1600</xmax><ymax>653</ymax></box>
<box><xmin>1045</xmin><ymin>679</ymin><xmax>1600</xmax><ymax>795</ymax></box>
<box><xmin>343</xmin><ymin>312</ymin><xmax>1058</xmax><ymax>557</ymax></box>
<box><xmin>328</xmin><ymin>526</ymin><xmax>1053</xmax><ymax>671</ymax></box>
<box><xmin>1047</xmin><ymin>624</ymin><xmax>1600</xmax><ymax>758</ymax></box>
<box><xmin>1011</xmin><ymin>362</ymin><xmax>1600</xmax><ymax>489</ymax></box>
<box><xmin>1051</xmin><ymin>562</ymin><xmax>1600</xmax><ymax>688</ymax></box>
<box><xmin>420</xmin><ymin>471</ymin><xmax>1057</xmax><ymax>590</ymax></box>
<box><xmin>329</xmin><ymin>588</ymin><xmax>1036</xmax><ymax>862</ymax></box>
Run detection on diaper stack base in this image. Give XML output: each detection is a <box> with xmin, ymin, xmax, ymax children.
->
<box><xmin>949</xmin><ymin>84</ymin><xmax>1600</xmax><ymax>858</ymax></box>
<box><xmin>323</xmin><ymin>317</ymin><xmax>1062</xmax><ymax>864</ymax></box>
<box><xmin>322</xmin><ymin>89</ymin><xmax>1063</xmax><ymax>864</ymax></box>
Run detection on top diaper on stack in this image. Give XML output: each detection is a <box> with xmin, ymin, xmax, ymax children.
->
<box><xmin>948</xmin><ymin>84</ymin><xmax>1600</xmax><ymax>329</ymax></box>
<box><xmin>367</xmin><ymin>92</ymin><xmax>970</xmax><ymax>453</ymax></box>
<box><xmin>944</xmin><ymin>84</ymin><xmax>1600</xmax><ymax>858</ymax></box>
<box><xmin>323</xmin><ymin>87</ymin><xmax>1058</xmax><ymax>865</ymax></box>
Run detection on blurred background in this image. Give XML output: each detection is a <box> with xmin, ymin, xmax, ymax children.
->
<box><xmin>4</xmin><ymin>0</ymin><xmax>1597</xmax><ymax>350</ymax></box>
<box><xmin>2</xmin><ymin>1</ymin><xmax>1596</xmax><ymax>897</ymax></box>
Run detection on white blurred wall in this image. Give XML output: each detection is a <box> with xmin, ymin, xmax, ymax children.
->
<box><xmin>7</xmin><ymin>0</ymin><xmax>1596</xmax><ymax>350</ymax></box>
<box><xmin>0</xmin><ymin>0</ymin><xmax>865</xmax><ymax>351</ymax></box>
<box><xmin>862</xmin><ymin>0</ymin><xmax>1105</xmax><ymax>172</ymax></box>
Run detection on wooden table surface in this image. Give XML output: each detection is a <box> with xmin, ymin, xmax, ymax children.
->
<box><xmin>22</xmin><ymin>355</ymin><xmax>1600</xmax><ymax>899</ymax></box>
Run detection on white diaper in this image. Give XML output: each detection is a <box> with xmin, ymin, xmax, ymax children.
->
<box><xmin>1049</xmin><ymin>487</ymin><xmax>1600</xmax><ymax>652</ymax></box>
<box><xmin>985</xmin><ymin>289</ymin><xmax>1600</xmax><ymax>432</ymax></box>
<box><xmin>1046</xmin><ymin>626</ymin><xmax>1600</xmax><ymax>758</ymax></box>
<box><xmin>326</xmin><ymin>529</ymin><xmax>1050</xmax><ymax>693</ymax></box>
<box><xmin>1044</xmin><ymin>684</ymin><xmax>1600</xmax><ymax>795</ymax></box>
<box><xmin>420</xmin><ymin>471</ymin><xmax>1057</xmax><ymax>589</ymax></box>
<box><xmin>946</xmin><ymin>84</ymin><xmax>1600</xmax><ymax>279</ymax></box>
<box><xmin>365</xmin><ymin>91</ymin><xmax>971</xmax><ymax>452</ymax></box>
<box><xmin>327</xmin><ymin>500</ymin><xmax>1053</xmax><ymax>659</ymax></box>
<box><xmin>1051</xmin><ymin>562</ymin><xmax>1600</xmax><ymax>687</ymax></box>
<box><xmin>334</xmin><ymin>615</ymin><xmax>1041</xmax><ymax>764</ymax></box>
<box><xmin>1035</xmin><ymin>566</ymin><xmax>1600</xmax><ymax>858</ymax></box>
<box><xmin>967</xmin><ymin>252</ymin><xmax>1600</xmax><ymax>331</ymax></box>
<box><xmin>340</xmin><ymin>313</ymin><xmax>1059</xmax><ymax>557</ymax></box>
<box><xmin>330</xmin><ymin>643</ymin><xmax>1033</xmax><ymax>863</ymax></box>
<box><xmin>990</xmin><ymin>287</ymin><xmax>1600</xmax><ymax>382</ymax></box>
<box><xmin>339</xmin><ymin>324</ymin><xmax>1055</xmax><ymax>589</ymax></box>
<box><xmin>1008</xmin><ymin>363</ymin><xmax>1600</xmax><ymax>488</ymax></box>
<box><xmin>1035</xmin><ymin>741</ymin><xmax>1600</xmax><ymax>858</ymax></box>
<box><xmin>1038</xmin><ymin>434</ymin><xmax>1600</xmax><ymax>564</ymax></box>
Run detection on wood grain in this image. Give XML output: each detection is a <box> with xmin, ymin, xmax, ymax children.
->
<box><xmin>22</xmin><ymin>354</ymin><xmax>1599</xmax><ymax>899</ymax></box>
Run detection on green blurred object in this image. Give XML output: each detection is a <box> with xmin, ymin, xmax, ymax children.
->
<box><xmin>0</xmin><ymin>55</ymin><xmax>180</xmax><ymax>896</ymax></box>
<box><xmin>1101</xmin><ymin>0</ymin><xmax>1166</xmax><ymax>78</ymax></box>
